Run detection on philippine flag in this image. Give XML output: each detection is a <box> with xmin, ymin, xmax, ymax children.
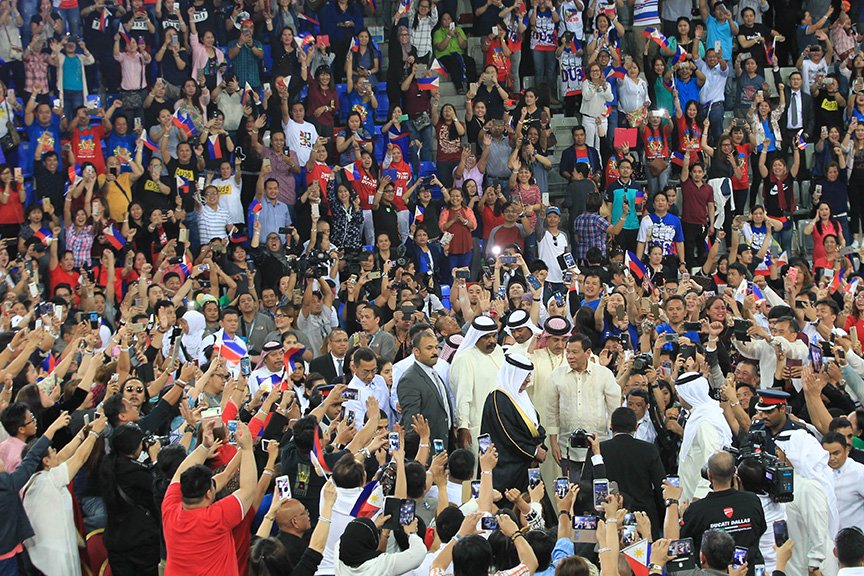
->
<box><xmin>341</xmin><ymin>162</ymin><xmax>361</xmax><ymax>181</ymax></box>
<box><xmin>118</xmin><ymin>22</ymin><xmax>130</xmax><ymax>44</ymax></box>
<box><xmin>103</xmin><ymin>224</ymin><xmax>126</xmax><ymax>250</ymax></box>
<box><xmin>625</xmin><ymin>250</ymin><xmax>647</xmax><ymax>280</ymax></box>
<box><xmin>97</xmin><ymin>8</ymin><xmax>109</xmax><ymax>32</ymax></box>
<box><xmin>207</xmin><ymin>134</ymin><xmax>224</xmax><ymax>160</ymax></box>
<box><xmin>417</xmin><ymin>77</ymin><xmax>439</xmax><ymax>91</ymax></box>
<box><xmin>414</xmin><ymin>205</ymin><xmax>424</xmax><ymax>223</ymax></box>
<box><xmin>622</xmin><ymin>539</ymin><xmax>651</xmax><ymax>576</ymax></box>
<box><xmin>309</xmin><ymin>430</ymin><xmax>332</xmax><ymax>476</ymax></box>
<box><xmin>297</xmin><ymin>12</ymin><xmax>320</xmax><ymax>26</ymax></box>
<box><xmin>219</xmin><ymin>335</ymin><xmax>248</xmax><ymax>363</ymax></box>
<box><xmin>140</xmin><ymin>132</ymin><xmax>160</xmax><ymax>152</ymax></box>
<box><xmin>250</xmin><ymin>199</ymin><xmax>262</xmax><ymax>214</ymax></box>
<box><xmin>172</xmin><ymin>111</ymin><xmax>196</xmax><ymax>137</ymax></box>
<box><xmin>34</xmin><ymin>227</ymin><xmax>52</xmax><ymax>246</ymax></box>
<box><xmin>350</xmin><ymin>480</ymin><xmax>385</xmax><ymax>518</ymax></box>
<box><xmin>430</xmin><ymin>58</ymin><xmax>449</xmax><ymax>78</ymax></box>
<box><xmin>283</xmin><ymin>346</ymin><xmax>305</xmax><ymax>374</ymax></box>
<box><xmin>41</xmin><ymin>353</ymin><xmax>57</xmax><ymax>374</ymax></box>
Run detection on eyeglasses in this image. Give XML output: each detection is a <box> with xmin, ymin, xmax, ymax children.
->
<box><xmin>125</xmin><ymin>386</ymin><xmax>145</xmax><ymax>393</ymax></box>
<box><xmin>24</xmin><ymin>417</ymin><xmax>36</xmax><ymax>426</ymax></box>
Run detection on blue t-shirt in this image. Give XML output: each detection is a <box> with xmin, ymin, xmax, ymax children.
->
<box><xmin>104</xmin><ymin>132</ymin><xmax>138</xmax><ymax>171</ymax></box>
<box><xmin>26</xmin><ymin>115</ymin><xmax>63</xmax><ymax>175</ymax></box>
<box><xmin>643</xmin><ymin>212</ymin><xmax>684</xmax><ymax>256</ymax></box>
<box><xmin>656</xmin><ymin>322</ymin><xmax>701</xmax><ymax>343</ymax></box>
<box><xmin>675</xmin><ymin>77</ymin><xmax>701</xmax><ymax>111</ymax></box>
<box><xmin>62</xmin><ymin>55</ymin><xmax>84</xmax><ymax>91</ymax></box>
<box><xmin>346</xmin><ymin>91</ymin><xmax>376</xmax><ymax>134</ymax></box>
<box><xmin>706</xmin><ymin>14</ymin><xmax>735</xmax><ymax>59</ymax></box>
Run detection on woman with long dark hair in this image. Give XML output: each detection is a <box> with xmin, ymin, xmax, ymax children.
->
<box><xmin>674</xmin><ymin>97</ymin><xmax>705</xmax><ymax>163</ymax></box>
<box><xmin>326</xmin><ymin>177</ymin><xmax>364</xmax><ymax>250</ymax></box>
<box><xmin>804</xmin><ymin>201</ymin><xmax>847</xmax><ymax>262</ymax></box>
<box><xmin>438</xmin><ymin>187</ymin><xmax>477</xmax><ymax>269</ymax></box>
<box><xmin>100</xmin><ymin>424</ymin><xmax>161</xmax><ymax>576</ymax></box>
<box><xmin>432</xmin><ymin>103</ymin><xmax>464</xmax><ymax>188</ymax></box>
<box><xmin>174</xmin><ymin>78</ymin><xmax>209</xmax><ymax>134</ymax></box>
<box><xmin>758</xmin><ymin>146</ymin><xmax>799</xmax><ymax>255</ymax></box>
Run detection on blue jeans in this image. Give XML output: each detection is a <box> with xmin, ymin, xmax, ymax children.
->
<box><xmin>20</xmin><ymin>0</ymin><xmax>37</xmax><ymax>44</ymax></box>
<box><xmin>63</xmin><ymin>90</ymin><xmax>84</xmax><ymax>120</ymax></box>
<box><xmin>58</xmin><ymin>7</ymin><xmax>80</xmax><ymax>38</ymax></box>
<box><xmin>706</xmin><ymin>102</ymin><xmax>725</xmax><ymax>147</ymax></box>
<box><xmin>532</xmin><ymin>50</ymin><xmax>557</xmax><ymax>94</ymax></box>
<box><xmin>777</xmin><ymin>224</ymin><xmax>794</xmax><ymax>256</ymax></box>
<box><xmin>407</xmin><ymin>121</ymin><xmax>433</xmax><ymax>162</ymax></box>
<box><xmin>185</xmin><ymin>210</ymin><xmax>201</xmax><ymax>254</ymax></box>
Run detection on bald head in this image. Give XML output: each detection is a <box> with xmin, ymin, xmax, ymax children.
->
<box><xmin>275</xmin><ymin>499</ymin><xmax>311</xmax><ymax>536</ymax></box>
<box><xmin>707</xmin><ymin>451</ymin><xmax>736</xmax><ymax>485</ymax></box>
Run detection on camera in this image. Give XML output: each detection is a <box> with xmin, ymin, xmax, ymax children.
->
<box><xmin>631</xmin><ymin>354</ymin><xmax>651</xmax><ymax>375</ymax></box>
<box><xmin>704</xmin><ymin>430</ymin><xmax>794</xmax><ymax>503</ymax></box>
<box><xmin>143</xmin><ymin>434</ymin><xmax>170</xmax><ymax>448</ymax></box>
<box><xmin>569</xmin><ymin>428</ymin><xmax>595</xmax><ymax>449</ymax></box>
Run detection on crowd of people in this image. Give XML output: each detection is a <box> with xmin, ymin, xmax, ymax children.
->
<box><xmin>0</xmin><ymin>0</ymin><xmax>863</xmax><ymax>574</ymax></box>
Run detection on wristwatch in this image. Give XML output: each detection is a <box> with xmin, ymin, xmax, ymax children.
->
<box><xmin>664</xmin><ymin>498</ymin><xmax>679</xmax><ymax>507</ymax></box>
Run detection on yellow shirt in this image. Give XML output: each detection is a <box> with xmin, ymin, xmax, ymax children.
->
<box><xmin>99</xmin><ymin>173</ymin><xmax>135</xmax><ymax>220</ymax></box>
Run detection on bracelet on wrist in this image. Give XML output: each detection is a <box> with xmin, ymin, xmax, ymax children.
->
<box><xmin>319</xmin><ymin>517</ymin><xmax>332</xmax><ymax>524</ymax></box>
<box><xmin>510</xmin><ymin>531</ymin><xmax>525</xmax><ymax>542</ymax></box>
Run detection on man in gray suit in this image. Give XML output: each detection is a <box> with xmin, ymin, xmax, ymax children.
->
<box><xmin>398</xmin><ymin>331</ymin><xmax>456</xmax><ymax>452</ymax></box>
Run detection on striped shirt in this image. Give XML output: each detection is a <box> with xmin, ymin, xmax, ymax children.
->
<box><xmin>198</xmin><ymin>204</ymin><xmax>230</xmax><ymax>244</ymax></box>
<box><xmin>633</xmin><ymin>0</ymin><xmax>660</xmax><ymax>26</ymax></box>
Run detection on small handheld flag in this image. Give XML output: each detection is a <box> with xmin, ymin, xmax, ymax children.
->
<box><xmin>414</xmin><ymin>205</ymin><xmax>424</xmax><ymax>223</ymax></box>
<box><xmin>350</xmin><ymin>481</ymin><xmax>385</xmax><ymax>518</ymax></box>
<box><xmin>283</xmin><ymin>346</ymin><xmax>305</xmax><ymax>374</ymax></box>
<box><xmin>350</xmin><ymin>36</ymin><xmax>360</xmax><ymax>52</ymax></box>
<box><xmin>430</xmin><ymin>58</ymin><xmax>449</xmax><ymax>78</ymax></box>
<box><xmin>249</xmin><ymin>199</ymin><xmax>262</xmax><ymax>214</ymax></box>
<box><xmin>97</xmin><ymin>8</ymin><xmax>109</xmax><ymax>32</ymax></box>
<box><xmin>625</xmin><ymin>250</ymin><xmax>648</xmax><ymax>280</ymax></box>
<box><xmin>795</xmin><ymin>129</ymin><xmax>808</xmax><ymax>150</ymax></box>
<box><xmin>103</xmin><ymin>224</ymin><xmax>126</xmax><ymax>250</ymax></box>
<box><xmin>34</xmin><ymin>227</ymin><xmax>53</xmax><ymax>246</ymax></box>
<box><xmin>140</xmin><ymin>132</ymin><xmax>160</xmax><ymax>152</ymax></box>
<box><xmin>310</xmin><ymin>430</ymin><xmax>332</xmax><ymax>476</ymax></box>
<box><xmin>341</xmin><ymin>163</ymin><xmax>361</xmax><ymax>181</ymax></box>
<box><xmin>118</xmin><ymin>22</ymin><xmax>130</xmax><ymax>44</ymax></box>
<box><xmin>606</xmin><ymin>67</ymin><xmax>626</xmax><ymax>81</ymax></box>
<box><xmin>622</xmin><ymin>539</ymin><xmax>652</xmax><ymax>576</ymax></box>
<box><xmin>218</xmin><ymin>335</ymin><xmax>248</xmax><ymax>363</ymax></box>
<box><xmin>417</xmin><ymin>76</ymin><xmax>439</xmax><ymax>91</ymax></box>
<box><xmin>297</xmin><ymin>12</ymin><xmax>320</xmax><ymax>26</ymax></box>
<box><xmin>172</xmin><ymin>111</ymin><xmax>196</xmax><ymax>137</ymax></box>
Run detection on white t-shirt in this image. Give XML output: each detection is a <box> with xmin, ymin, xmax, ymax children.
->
<box><xmin>212</xmin><ymin>176</ymin><xmax>244</xmax><ymax>224</ymax></box>
<box><xmin>282</xmin><ymin>119</ymin><xmax>319</xmax><ymax>166</ymax></box>
<box><xmin>802</xmin><ymin>57</ymin><xmax>829</xmax><ymax>92</ymax></box>
<box><xmin>538</xmin><ymin>229</ymin><xmax>568</xmax><ymax>283</ymax></box>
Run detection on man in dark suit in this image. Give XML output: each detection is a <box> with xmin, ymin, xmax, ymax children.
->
<box><xmin>308</xmin><ymin>329</ymin><xmax>349</xmax><ymax>384</ymax></box>
<box><xmin>397</xmin><ymin>331</ymin><xmax>455</xmax><ymax>452</ymax></box>
<box><xmin>779</xmin><ymin>70</ymin><xmax>815</xmax><ymax>156</ymax></box>
<box><xmin>582</xmin><ymin>407</ymin><xmax>666</xmax><ymax>537</ymax></box>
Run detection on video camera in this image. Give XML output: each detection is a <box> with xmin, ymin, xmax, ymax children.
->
<box><xmin>703</xmin><ymin>429</ymin><xmax>794</xmax><ymax>503</ymax></box>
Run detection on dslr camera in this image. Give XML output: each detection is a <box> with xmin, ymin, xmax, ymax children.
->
<box><xmin>570</xmin><ymin>428</ymin><xmax>595</xmax><ymax>449</ymax></box>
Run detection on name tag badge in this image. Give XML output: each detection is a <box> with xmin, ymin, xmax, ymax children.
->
<box><xmin>368</xmin><ymin>195</ymin><xmax>375</xmax><ymax>205</ymax></box>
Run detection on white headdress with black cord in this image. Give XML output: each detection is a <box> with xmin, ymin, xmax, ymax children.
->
<box><xmin>453</xmin><ymin>315</ymin><xmax>498</xmax><ymax>359</ymax></box>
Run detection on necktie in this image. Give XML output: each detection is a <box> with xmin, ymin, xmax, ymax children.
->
<box><xmin>791</xmin><ymin>92</ymin><xmax>799</xmax><ymax>128</ymax></box>
<box><xmin>336</xmin><ymin>357</ymin><xmax>344</xmax><ymax>377</ymax></box>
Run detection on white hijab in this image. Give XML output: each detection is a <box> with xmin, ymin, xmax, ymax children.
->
<box><xmin>495</xmin><ymin>353</ymin><xmax>538</xmax><ymax>426</ymax></box>
<box><xmin>775</xmin><ymin>429</ymin><xmax>838</xmax><ymax>538</ymax></box>
<box><xmin>454</xmin><ymin>315</ymin><xmax>497</xmax><ymax>359</ymax></box>
<box><xmin>675</xmin><ymin>372</ymin><xmax>733</xmax><ymax>464</ymax></box>
<box><xmin>180</xmin><ymin>310</ymin><xmax>207</xmax><ymax>360</ymax></box>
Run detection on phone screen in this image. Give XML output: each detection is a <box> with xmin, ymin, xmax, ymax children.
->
<box><xmin>592</xmin><ymin>480</ymin><xmax>608</xmax><ymax>510</ymax></box>
<box><xmin>528</xmin><ymin>468</ymin><xmax>541</xmax><ymax>488</ymax></box>
<box><xmin>555</xmin><ymin>477</ymin><xmax>569</xmax><ymax>499</ymax></box>
<box><xmin>733</xmin><ymin>547</ymin><xmax>748</xmax><ymax>568</ymax></box>
<box><xmin>478</xmin><ymin>433</ymin><xmax>491</xmax><ymax>454</ymax></box>
<box><xmin>773</xmin><ymin>520</ymin><xmax>788</xmax><ymax>547</ymax></box>
<box><xmin>399</xmin><ymin>499</ymin><xmax>415</xmax><ymax>525</ymax></box>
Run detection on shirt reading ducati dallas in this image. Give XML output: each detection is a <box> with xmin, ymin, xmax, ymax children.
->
<box><xmin>680</xmin><ymin>488</ymin><xmax>767</xmax><ymax>567</ymax></box>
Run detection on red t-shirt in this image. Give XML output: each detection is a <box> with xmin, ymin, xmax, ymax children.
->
<box><xmin>306</xmin><ymin>162</ymin><xmax>333</xmax><ymax>211</ymax></box>
<box><xmin>481</xmin><ymin>204</ymin><xmax>504</xmax><ymax>240</ymax></box>
<box><xmin>732</xmin><ymin>143</ymin><xmax>751</xmax><ymax>190</ymax></box>
<box><xmin>681</xmin><ymin>179</ymin><xmax>713</xmax><ymax>226</ymax></box>
<box><xmin>676</xmin><ymin>116</ymin><xmax>702</xmax><ymax>163</ymax></box>
<box><xmin>233</xmin><ymin>506</ymin><xmax>256</xmax><ymax>576</ymax></box>
<box><xmin>162</xmin><ymin>483</ymin><xmax>245</xmax><ymax>576</ymax></box>
<box><xmin>353</xmin><ymin>163</ymin><xmax>378</xmax><ymax>210</ymax></box>
<box><xmin>387</xmin><ymin>160</ymin><xmax>412</xmax><ymax>212</ymax></box>
<box><xmin>50</xmin><ymin>264</ymin><xmax>81</xmax><ymax>296</ymax></box>
<box><xmin>71</xmin><ymin>125</ymin><xmax>106</xmax><ymax>174</ymax></box>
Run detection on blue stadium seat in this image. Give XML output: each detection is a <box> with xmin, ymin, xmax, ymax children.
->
<box><xmin>375</xmin><ymin>82</ymin><xmax>389</xmax><ymax>122</ymax></box>
<box><xmin>440</xmin><ymin>284</ymin><xmax>451</xmax><ymax>310</ymax></box>
<box><xmin>336</xmin><ymin>84</ymin><xmax>350</xmax><ymax>124</ymax></box>
<box><xmin>372</xmin><ymin>126</ymin><xmax>386</xmax><ymax>163</ymax></box>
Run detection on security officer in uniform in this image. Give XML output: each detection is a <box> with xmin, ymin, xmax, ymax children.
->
<box><xmin>746</xmin><ymin>389</ymin><xmax>808</xmax><ymax>455</ymax></box>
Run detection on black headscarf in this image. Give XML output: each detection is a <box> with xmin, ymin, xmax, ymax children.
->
<box><xmin>338</xmin><ymin>518</ymin><xmax>382</xmax><ymax>568</ymax></box>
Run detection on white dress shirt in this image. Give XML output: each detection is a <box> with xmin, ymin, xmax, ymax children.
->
<box><xmin>696</xmin><ymin>59</ymin><xmax>731</xmax><ymax>105</ymax></box>
<box><xmin>834</xmin><ymin>457</ymin><xmax>864</xmax><ymax>530</ymax></box>
<box><xmin>634</xmin><ymin>411</ymin><xmax>658</xmax><ymax>444</ymax></box>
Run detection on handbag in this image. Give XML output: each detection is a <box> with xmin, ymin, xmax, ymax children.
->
<box><xmin>412</xmin><ymin>111</ymin><xmax>432</xmax><ymax>131</ymax></box>
<box><xmin>0</xmin><ymin>102</ymin><xmax>19</xmax><ymax>152</ymax></box>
